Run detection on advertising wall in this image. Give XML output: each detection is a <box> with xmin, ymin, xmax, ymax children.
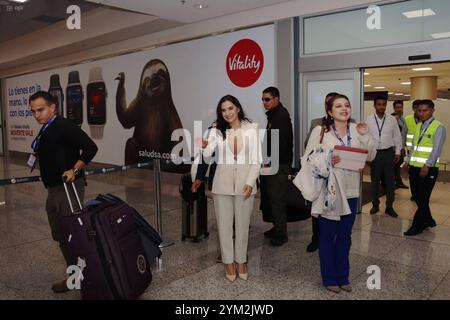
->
<box><xmin>2</xmin><ymin>25</ymin><xmax>275</xmax><ymax>169</ymax></box>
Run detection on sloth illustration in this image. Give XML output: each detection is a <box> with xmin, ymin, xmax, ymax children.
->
<box><xmin>115</xmin><ymin>59</ymin><xmax>188</xmax><ymax>173</ymax></box>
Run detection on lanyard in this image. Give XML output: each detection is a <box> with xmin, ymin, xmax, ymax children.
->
<box><xmin>417</xmin><ymin>119</ymin><xmax>434</xmax><ymax>145</ymax></box>
<box><xmin>374</xmin><ymin>114</ymin><xmax>386</xmax><ymax>140</ymax></box>
<box><xmin>31</xmin><ymin>115</ymin><xmax>57</xmax><ymax>152</ymax></box>
<box><xmin>331</xmin><ymin>124</ymin><xmax>351</xmax><ymax>146</ymax></box>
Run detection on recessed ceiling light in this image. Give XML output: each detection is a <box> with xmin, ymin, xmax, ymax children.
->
<box><xmin>193</xmin><ymin>3</ymin><xmax>208</xmax><ymax>9</ymax></box>
<box><xmin>364</xmin><ymin>72</ymin><xmax>370</xmax><ymax>75</ymax></box>
<box><xmin>404</xmin><ymin>94</ymin><xmax>411</xmax><ymax>96</ymax></box>
<box><xmin>394</xmin><ymin>93</ymin><xmax>404</xmax><ymax>96</ymax></box>
<box><xmin>402</xmin><ymin>8</ymin><xmax>435</xmax><ymax>19</ymax></box>
<box><xmin>401</xmin><ymin>82</ymin><xmax>411</xmax><ymax>85</ymax></box>
<box><xmin>438</xmin><ymin>98</ymin><xmax>448</xmax><ymax>101</ymax></box>
<box><xmin>412</xmin><ymin>67</ymin><xmax>432</xmax><ymax>71</ymax></box>
<box><xmin>374</xmin><ymin>86</ymin><xmax>385</xmax><ymax>89</ymax></box>
<box><xmin>388</xmin><ymin>92</ymin><xmax>394</xmax><ymax>94</ymax></box>
<box><xmin>431</xmin><ymin>31</ymin><xmax>450</xmax><ymax>39</ymax></box>
<box><xmin>364</xmin><ymin>84</ymin><xmax>372</xmax><ymax>87</ymax></box>
<box><xmin>9</xmin><ymin>0</ymin><xmax>28</xmax><ymax>2</ymax></box>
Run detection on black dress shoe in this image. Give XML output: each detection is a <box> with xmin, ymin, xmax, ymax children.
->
<box><xmin>263</xmin><ymin>227</ymin><xmax>275</xmax><ymax>238</ymax></box>
<box><xmin>385</xmin><ymin>207</ymin><xmax>398</xmax><ymax>218</ymax></box>
<box><xmin>306</xmin><ymin>240</ymin><xmax>318</xmax><ymax>253</ymax></box>
<box><xmin>404</xmin><ymin>226</ymin><xmax>423</xmax><ymax>236</ymax></box>
<box><xmin>270</xmin><ymin>236</ymin><xmax>288</xmax><ymax>247</ymax></box>
<box><xmin>396</xmin><ymin>183</ymin><xmax>409</xmax><ymax>189</ymax></box>
<box><xmin>370</xmin><ymin>206</ymin><xmax>379</xmax><ymax>214</ymax></box>
<box><xmin>51</xmin><ymin>279</ymin><xmax>70</xmax><ymax>293</ymax></box>
<box><xmin>423</xmin><ymin>219</ymin><xmax>437</xmax><ymax>229</ymax></box>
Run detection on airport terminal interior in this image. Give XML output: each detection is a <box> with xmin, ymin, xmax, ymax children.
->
<box><xmin>1</xmin><ymin>0</ymin><xmax>450</xmax><ymax>301</ymax></box>
<box><xmin>1</xmin><ymin>158</ymin><xmax>450</xmax><ymax>300</ymax></box>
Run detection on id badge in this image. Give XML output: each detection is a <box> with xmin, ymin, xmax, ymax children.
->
<box><xmin>27</xmin><ymin>153</ymin><xmax>37</xmax><ymax>171</ymax></box>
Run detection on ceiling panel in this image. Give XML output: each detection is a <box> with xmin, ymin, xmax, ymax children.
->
<box><xmin>364</xmin><ymin>61</ymin><xmax>450</xmax><ymax>100</ymax></box>
<box><xmin>0</xmin><ymin>0</ymin><xmax>103</xmax><ymax>43</ymax></box>
<box><xmin>86</xmin><ymin>0</ymin><xmax>292</xmax><ymax>23</ymax></box>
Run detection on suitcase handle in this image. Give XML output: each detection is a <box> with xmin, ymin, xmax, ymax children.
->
<box><xmin>62</xmin><ymin>176</ymin><xmax>83</xmax><ymax>214</ymax></box>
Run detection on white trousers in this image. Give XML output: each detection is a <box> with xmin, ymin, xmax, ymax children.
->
<box><xmin>213</xmin><ymin>194</ymin><xmax>254</xmax><ymax>264</ymax></box>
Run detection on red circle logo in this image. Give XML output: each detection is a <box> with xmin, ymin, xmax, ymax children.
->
<box><xmin>226</xmin><ymin>39</ymin><xmax>264</xmax><ymax>88</ymax></box>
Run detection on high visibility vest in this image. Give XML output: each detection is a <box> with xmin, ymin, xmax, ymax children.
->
<box><xmin>409</xmin><ymin>119</ymin><xmax>443</xmax><ymax>168</ymax></box>
<box><xmin>405</xmin><ymin>114</ymin><xmax>419</xmax><ymax>154</ymax></box>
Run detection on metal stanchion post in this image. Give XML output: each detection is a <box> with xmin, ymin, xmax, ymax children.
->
<box><xmin>154</xmin><ymin>158</ymin><xmax>174</xmax><ymax>251</ymax></box>
<box><xmin>358</xmin><ymin>171</ymin><xmax>363</xmax><ymax>214</ymax></box>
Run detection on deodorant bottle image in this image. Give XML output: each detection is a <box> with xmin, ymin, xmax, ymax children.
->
<box><xmin>66</xmin><ymin>71</ymin><xmax>83</xmax><ymax>126</ymax></box>
<box><xmin>49</xmin><ymin>74</ymin><xmax>64</xmax><ymax>117</ymax></box>
<box><xmin>87</xmin><ymin>67</ymin><xmax>107</xmax><ymax>125</ymax></box>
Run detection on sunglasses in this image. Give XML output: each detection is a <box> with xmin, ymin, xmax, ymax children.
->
<box><xmin>262</xmin><ymin>97</ymin><xmax>272</xmax><ymax>102</ymax></box>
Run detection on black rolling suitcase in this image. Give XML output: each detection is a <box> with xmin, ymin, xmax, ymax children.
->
<box><xmin>60</xmin><ymin>181</ymin><xmax>152</xmax><ymax>300</ymax></box>
<box><xmin>179</xmin><ymin>174</ymin><xmax>209</xmax><ymax>242</ymax></box>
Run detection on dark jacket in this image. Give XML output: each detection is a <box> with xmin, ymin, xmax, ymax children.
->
<box><xmin>195</xmin><ymin>154</ymin><xmax>216</xmax><ymax>191</ymax></box>
<box><xmin>264</xmin><ymin>103</ymin><xmax>293</xmax><ymax>165</ymax></box>
<box><xmin>37</xmin><ymin>117</ymin><xmax>98</xmax><ymax>188</ymax></box>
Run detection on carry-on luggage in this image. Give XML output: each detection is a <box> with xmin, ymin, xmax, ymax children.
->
<box><xmin>95</xmin><ymin>193</ymin><xmax>162</xmax><ymax>264</ymax></box>
<box><xmin>260</xmin><ymin>173</ymin><xmax>311</xmax><ymax>223</ymax></box>
<box><xmin>179</xmin><ymin>174</ymin><xmax>209</xmax><ymax>242</ymax></box>
<box><xmin>60</xmin><ymin>181</ymin><xmax>152</xmax><ymax>300</ymax></box>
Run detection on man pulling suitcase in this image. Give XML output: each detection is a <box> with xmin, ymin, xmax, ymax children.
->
<box><xmin>29</xmin><ymin>91</ymin><xmax>98</xmax><ymax>293</ymax></box>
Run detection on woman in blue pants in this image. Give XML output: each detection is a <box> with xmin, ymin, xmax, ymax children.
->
<box><xmin>304</xmin><ymin>94</ymin><xmax>376</xmax><ymax>293</ymax></box>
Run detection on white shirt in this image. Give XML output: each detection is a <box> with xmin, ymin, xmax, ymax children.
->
<box><xmin>365</xmin><ymin>113</ymin><xmax>402</xmax><ymax>155</ymax></box>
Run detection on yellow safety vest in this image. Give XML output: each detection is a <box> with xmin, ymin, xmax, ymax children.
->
<box><xmin>405</xmin><ymin>114</ymin><xmax>419</xmax><ymax>154</ymax></box>
<box><xmin>409</xmin><ymin>119</ymin><xmax>443</xmax><ymax>168</ymax></box>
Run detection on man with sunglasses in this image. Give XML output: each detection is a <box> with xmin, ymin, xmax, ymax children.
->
<box><xmin>261</xmin><ymin>87</ymin><xmax>293</xmax><ymax>246</ymax></box>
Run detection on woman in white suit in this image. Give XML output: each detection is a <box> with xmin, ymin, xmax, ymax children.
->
<box><xmin>201</xmin><ymin>95</ymin><xmax>261</xmax><ymax>282</ymax></box>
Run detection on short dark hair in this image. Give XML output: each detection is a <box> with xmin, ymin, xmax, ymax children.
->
<box><xmin>374</xmin><ymin>95</ymin><xmax>387</xmax><ymax>104</ymax></box>
<box><xmin>393</xmin><ymin>100</ymin><xmax>403</xmax><ymax>107</ymax></box>
<box><xmin>326</xmin><ymin>92</ymin><xmax>339</xmax><ymax>99</ymax></box>
<box><xmin>412</xmin><ymin>99</ymin><xmax>422</xmax><ymax>108</ymax></box>
<box><xmin>263</xmin><ymin>86</ymin><xmax>279</xmax><ymax>99</ymax></box>
<box><xmin>29</xmin><ymin>91</ymin><xmax>55</xmax><ymax>106</ymax></box>
<box><xmin>419</xmin><ymin>99</ymin><xmax>435</xmax><ymax>109</ymax></box>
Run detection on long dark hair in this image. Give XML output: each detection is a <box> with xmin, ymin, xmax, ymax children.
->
<box><xmin>322</xmin><ymin>93</ymin><xmax>352</xmax><ymax>132</ymax></box>
<box><xmin>214</xmin><ymin>95</ymin><xmax>251</xmax><ymax>140</ymax></box>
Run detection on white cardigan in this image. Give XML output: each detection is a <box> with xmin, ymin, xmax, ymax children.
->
<box><xmin>202</xmin><ymin>121</ymin><xmax>261</xmax><ymax>196</ymax></box>
<box><xmin>304</xmin><ymin>123</ymin><xmax>376</xmax><ymax>199</ymax></box>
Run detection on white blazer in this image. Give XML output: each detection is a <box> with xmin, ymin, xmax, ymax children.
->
<box><xmin>202</xmin><ymin>121</ymin><xmax>261</xmax><ymax>196</ymax></box>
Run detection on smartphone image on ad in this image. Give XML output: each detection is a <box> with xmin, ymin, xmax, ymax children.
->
<box><xmin>66</xmin><ymin>71</ymin><xmax>83</xmax><ymax>126</ymax></box>
<box><xmin>87</xmin><ymin>67</ymin><xmax>107</xmax><ymax>126</ymax></box>
<box><xmin>49</xmin><ymin>74</ymin><xmax>64</xmax><ymax>117</ymax></box>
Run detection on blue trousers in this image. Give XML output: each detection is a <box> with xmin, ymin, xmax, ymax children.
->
<box><xmin>318</xmin><ymin>198</ymin><xmax>357</xmax><ymax>287</ymax></box>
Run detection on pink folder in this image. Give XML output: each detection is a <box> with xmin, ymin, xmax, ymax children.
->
<box><xmin>333</xmin><ymin>145</ymin><xmax>369</xmax><ymax>171</ymax></box>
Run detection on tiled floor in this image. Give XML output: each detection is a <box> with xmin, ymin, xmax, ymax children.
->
<box><xmin>0</xmin><ymin>157</ymin><xmax>449</xmax><ymax>300</ymax></box>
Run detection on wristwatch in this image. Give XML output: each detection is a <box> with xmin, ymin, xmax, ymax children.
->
<box><xmin>66</xmin><ymin>71</ymin><xmax>83</xmax><ymax>126</ymax></box>
<box><xmin>73</xmin><ymin>167</ymin><xmax>80</xmax><ymax>176</ymax></box>
<box><xmin>49</xmin><ymin>74</ymin><xmax>64</xmax><ymax>117</ymax></box>
<box><xmin>87</xmin><ymin>67</ymin><xmax>107</xmax><ymax>125</ymax></box>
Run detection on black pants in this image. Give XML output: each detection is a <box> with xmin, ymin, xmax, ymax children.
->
<box><xmin>264</xmin><ymin>164</ymin><xmax>290</xmax><ymax>239</ymax></box>
<box><xmin>311</xmin><ymin>216</ymin><xmax>319</xmax><ymax>242</ymax></box>
<box><xmin>371</xmin><ymin>148</ymin><xmax>395</xmax><ymax>208</ymax></box>
<box><xmin>409</xmin><ymin>166</ymin><xmax>438</xmax><ymax>229</ymax></box>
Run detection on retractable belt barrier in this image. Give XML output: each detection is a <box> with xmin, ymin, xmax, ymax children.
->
<box><xmin>0</xmin><ymin>158</ymin><xmax>184</xmax><ymax>265</ymax></box>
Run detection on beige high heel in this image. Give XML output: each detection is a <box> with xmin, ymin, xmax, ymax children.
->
<box><xmin>225</xmin><ymin>264</ymin><xmax>236</xmax><ymax>282</ymax></box>
<box><xmin>237</xmin><ymin>263</ymin><xmax>248</xmax><ymax>281</ymax></box>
